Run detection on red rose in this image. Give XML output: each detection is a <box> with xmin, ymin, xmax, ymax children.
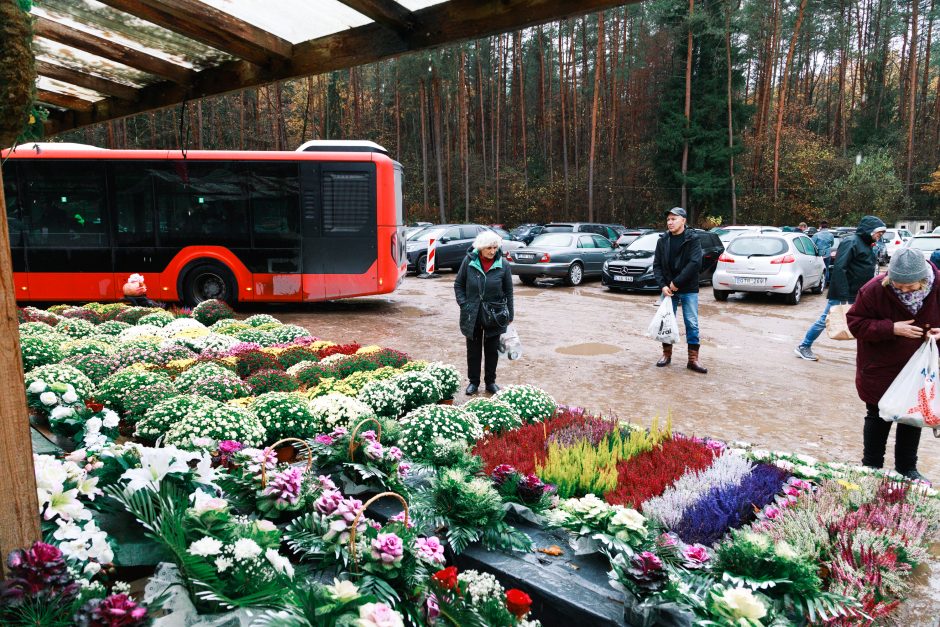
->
<box><xmin>431</xmin><ymin>566</ymin><xmax>459</xmax><ymax>590</ymax></box>
<box><xmin>505</xmin><ymin>589</ymin><xmax>532</xmax><ymax>618</ymax></box>
<box><xmin>85</xmin><ymin>400</ymin><xmax>104</xmax><ymax>413</ymax></box>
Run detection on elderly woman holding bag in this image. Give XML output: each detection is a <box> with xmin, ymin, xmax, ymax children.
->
<box><xmin>454</xmin><ymin>230</ymin><xmax>514</xmax><ymax>396</ymax></box>
<box><xmin>847</xmin><ymin>248</ymin><xmax>940</xmax><ymax>482</ymax></box>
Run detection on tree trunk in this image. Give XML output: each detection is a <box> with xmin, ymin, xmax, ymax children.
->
<box><xmin>681</xmin><ymin>0</ymin><xmax>694</xmax><ymax>211</ymax></box>
<box><xmin>515</xmin><ymin>32</ymin><xmax>528</xmax><ymax>187</ymax></box>
<box><xmin>919</xmin><ymin>0</ymin><xmax>935</xmax><ymax>124</ymax></box>
<box><xmin>495</xmin><ymin>35</ymin><xmax>503</xmax><ymax>222</ymax></box>
<box><xmin>726</xmin><ymin>0</ymin><xmax>738</xmax><ymax>224</ymax></box>
<box><xmin>477</xmin><ymin>44</ymin><xmax>487</xmax><ymax>186</ymax></box>
<box><xmin>773</xmin><ymin>0</ymin><xmax>808</xmax><ymax>201</ymax></box>
<box><xmin>560</xmin><ymin>21</ymin><xmax>570</xmax><ymax>214</ymax></box>
<box><xmin>432</xmin><ymin>72</ymin><xmax>446</xmax><ymax>222</ymax></box>
<box><xmin>905</xmin><ymin>0</ymin><xmax>920</xmax><ymax>195</ymax></box>
<box><xmin>459</xmin><ymin>52</ymin><xmax>470</xmax><ymax>222</ymax></box>
<box><xmin>419</xmin><ymin>79</ymin><xmax>430</xmax><ymax>215</ymax></box>
<box><xmin>588</xmin><ymin>13</ymin><xmax>605</xmax><ymax>222</ymax></box>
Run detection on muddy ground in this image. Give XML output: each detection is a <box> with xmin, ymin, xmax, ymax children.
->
<box><xmin>259</xmin><ymin>273</ymin><xmax>940</xmax><ymax>624</ymax></box>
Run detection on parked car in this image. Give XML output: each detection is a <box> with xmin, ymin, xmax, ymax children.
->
<box><xmin>904</xmin><ymin>234</ymin><xmax>940</xmax><ymax>260</ymax></box>
<box><xmin>615</xmin><ymin>228</ymin><xmax>654</xmax><ymax>248</ymax></box>
<box><xmin>406</xmin><ymin>224</ymin><xmax>491</xmax><ymax>273</ymax></box>
<box><xmin>511</xmin><ymin>224</ymin><xmax>546</xmax><ymax>245</ymax></box>
<box><xmin>880</xmin><ymin>228</ymin><xmax>914</xmax><ymax>263</ymax></box>
<box><xmin>541</xmin><ymin>222</ymin><xmax>622</xmax><ymax>242</ymax></box>
<box><xmin>601</xmin><ymin>230</ymin><xmax>724</xmax><ymax>292</ymax></box>
<box><xmin>405</xmin><ymin>224</ymin><xmax>433</xmax><ymax>239</ymax></box>
<box><xmin>507</xmin><ymin>232</ymin><xmax>618</xmax><ymax>286</ymax></box>
<box><xmin>714</xmin><ymin>225</ymin><xmax>781</xmax><ymax>245</ymax></box>
<box><xmin>712</xmin><ymin>232</ymin><xmax>826</xmax><ymax>305</ymax></box>
<box><xmin>488</xmin><ymin>226</ymin><xmax>527</xmax><ymax>253</ymax></box>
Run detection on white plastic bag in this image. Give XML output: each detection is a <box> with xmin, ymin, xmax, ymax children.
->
<box><xmin>498</xmin><ymin>323</ymin><xmax>522</xmax><ymax>360</ymax></box>
<box><xmin>647</xmin><ymin>298</ymin><xmax>680</xmax><ymax>344</ymax></box>
<box><xmin>878</xmin><ymin>337</ymin><xmax>940</xmax><ymax>436</ymax></box>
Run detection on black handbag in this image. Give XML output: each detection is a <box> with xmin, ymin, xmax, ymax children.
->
<box><xmin>481</xmin><ymin>300</ymin><xmax>510</xmax><ymax>328</ymax></box>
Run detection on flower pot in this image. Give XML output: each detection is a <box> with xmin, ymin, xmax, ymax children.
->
<box><xmin>275</xmin><ymin>443</ymin><xmax>298</xmax><ymax>463</ymax></box>
<box><xmin>438</xmin><ymin>398</ymin><xmax>455</xmax><ymax>406</ymax></box>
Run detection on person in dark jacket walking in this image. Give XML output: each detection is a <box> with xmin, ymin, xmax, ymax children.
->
<box><xmin>794</xmin><ymin>215</ymin><xmax>886</xmax><ymax>361</ymax></box>
<box><xmin>652</xmin><ymin>207</ymin><xmax>707</xmax><ymax>373</ymax></box>
<box><xmin>846</xmin><ymin>248</ymin><xmax>940</xmax><ymax>483</ymax></box>
<box><xmin>454</xmin><ymin>230</ymin><xmax>515</xmax><ymax>395</ymax></box>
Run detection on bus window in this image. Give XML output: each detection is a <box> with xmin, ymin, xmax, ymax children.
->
<box><xmin>2</xmin><ymin>162</ymin><xmax>23</xmax><ymax>246</ymax></box>
<box><xmin>248</xmin><ymin>162</ymin><xmax>300</xmax><ymax>248</ymax></box>
<box><xmin>394</xmin><ymin>165</ymin><xmax>403</xmax><ymax>225</ymax></box>
<box><xmin>155</xmin><ymin>162</ymin><xmax>248</xmax><ymax>248</ymax></box>
<box><xmin>113</xmin><ymin>163</ymin><xmax>156</xmax><ymax>246</ymax></box>
<box><xmin>322</xmin><ymin>171</ymin><xmax>371</xmax><ymax>235</ymax></box>
<box><xmin>22</xmin><ymin>161</ymin><xmax>109</xmax><ymax>248</ymax></box>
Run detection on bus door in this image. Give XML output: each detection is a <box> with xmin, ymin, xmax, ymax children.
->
<box><xmin>21</xmin><ymin>161</ymin><xmax>114</xmax><ymax>301</ymax></box>
<box><xmin>300</xmin><ymin>162</ymin><xmax>378</xmax><ymax>300</ymax></box>
<box><xmin>111</xmin><ymin>163</ymin><xmax>164</xmax><ymax>298</ymax></box>
<box><xmin>2</xmin><ymin>162</ymin><xmax>29</xmax><ymax>299</ymax></box>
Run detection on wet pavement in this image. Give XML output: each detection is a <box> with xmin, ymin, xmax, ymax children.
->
<box><xmin>261</xmin><ymin>273</ymin><xmax>940</xmax><ymax>624</ymax></box>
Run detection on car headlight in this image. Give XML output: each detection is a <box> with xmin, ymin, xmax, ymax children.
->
<box><xmin>603</xmin><ymin>260</ymin><xmax>610</xmax><ymax>270</ymax></box>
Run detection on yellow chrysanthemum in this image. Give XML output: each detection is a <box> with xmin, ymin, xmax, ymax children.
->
<box><xmin>836</xmin><ymin>479</ymin><xmax>861</xmax><ymax>491</ymax></box>
<box><xmin>260</xmin><ymin>347</ymin><xmax>287</xmax><ymax>356</ymax></box>
<box><xmin>356</xmin><ymin>345</ymin><xmax>382</xmax><ymax>354</ymax></box>
<box><xmin>173</xmin><ymin>328</ymin><xmax>210</xmax><ymax>338</ymax></box>
<box><xmin>309</xmin><ymin>340</ymin><xmax>336</xmax><ymax>350</ymax></box>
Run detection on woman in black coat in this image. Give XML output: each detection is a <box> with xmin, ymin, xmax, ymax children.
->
<box><xmin>454</xmin><ymin>230</ymin><xmax>514</xmax><ymax>395</ymax></box>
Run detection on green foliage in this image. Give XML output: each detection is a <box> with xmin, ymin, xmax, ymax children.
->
<box><xmin>826</xmin><ymin>149</ymin><xmax>906</xmax><ymax>225</ymax></box>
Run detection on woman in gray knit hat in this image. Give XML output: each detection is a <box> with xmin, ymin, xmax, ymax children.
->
<box><xmin>846</xmin><ymin>247</ymin><xmax>940</xmax><ymax>483</ymax></box>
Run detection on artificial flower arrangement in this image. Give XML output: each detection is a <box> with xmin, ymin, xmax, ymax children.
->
<box><xmin>411</xmin><ymin>468</ymin><xmax>533</xmax><ymax>555</ymax></box>
<box><xmin>47</xmin><ymin>399</ymin><xmax>120</xmax><ymax>452</ymax></box>
<box><xmin>489</xmin><ymin>464</ymin><xmax>555</xmax><ymax>515</ymax></box>
<box><xmin>308</xmin><ymin>421</ymin><xmax>410</xmax><ymax>494</ymax></box>
<box><xmin>428</xmin><ymin>566</ymin><xmax>541</xmax><ymax>627</ymax></box>
<box><xmin>547</xmin><ymin>494</ymin><xmax>650</xmax><ymax>558</ymax></box>
<box><xmin>249</xmin><ymin>577</ymin><xmax>405</xmax><ymax>627</ymax></box>
<box><xmin>0</xmin><ymin>542</ymin><xmax>153</xmax><ymax>627</ymax></box>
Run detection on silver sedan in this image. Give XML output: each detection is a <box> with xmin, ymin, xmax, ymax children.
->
<box><xmin>711</xmin><ymin>233</ymin><xmax>826</xmax><ymax>305</ymax></box>
<box><xmin>507</xmin><ymin>232</ymin><xmax>618</xmax><ymax>286</ymax></box>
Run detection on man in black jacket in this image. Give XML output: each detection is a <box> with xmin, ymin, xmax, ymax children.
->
<box><xmin>652</xmin><ymin>207</ymin><xmax>707</xmax><ymax>373</ymax></box>
<box><xmin>794</xmin><ymin>215</ymin><xmax>886</xmax><ymax>361</ymax></box>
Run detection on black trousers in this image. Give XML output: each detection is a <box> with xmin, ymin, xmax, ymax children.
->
<box><xmin>863</xmin><ymin>403</ymin><xmax>922</xmax><ymax>472</ymax></box>
<box><xmin>467</xmin><ymin>324</ymin><xmax>500</xmax><ymax>385</ymax></box>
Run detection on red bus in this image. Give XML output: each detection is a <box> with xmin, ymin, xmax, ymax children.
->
<box><xmin>1</xmin><ymin>141</ymin><xmax>407</xmax><ymax>306</ymax></box>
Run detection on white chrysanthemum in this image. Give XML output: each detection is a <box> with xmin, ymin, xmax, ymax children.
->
<box><xmin>188</xmin><ymin>536</ymin><xmax>223</xmax><ymax>557</ymax></box>
<box><xmin>232</xmin><ymin>538</ymin><xmax>262</xmax><ymax>560</ymax></box>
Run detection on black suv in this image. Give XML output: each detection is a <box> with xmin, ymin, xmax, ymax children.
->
<box><xmin>601</xmin><ymin>229</ymin><xmax>724</xmax><ymax>291</ymax></box>
<box><xmin>541</xmin><ymin>222</ymin><xmax>621</xmax><ymax>242</ymax></box>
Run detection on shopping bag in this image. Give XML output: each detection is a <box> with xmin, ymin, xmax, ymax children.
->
<box><xmin>878</xmin><ymin>337</ymin><xmax>940</xmax><ymax>436</ymax></box>
<box><xmin>647</xmin><ymin>298</ymin><xmax>680</xmax><ymax>344</ymax></box>
<box><xmin>825</xmin><ymin>303</ymin><xmax>854</xmax><ymax>340</ymax></box>
<box><xmin>498</xmin><ymin>323</ymin><xmax>523</xmax><ymax>360</ymax></box>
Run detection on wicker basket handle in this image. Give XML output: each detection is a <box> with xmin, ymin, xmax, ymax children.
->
<box><xmin>348</xmin><ymin>491</ymin><xmax>409</xmax><ymax>570</ymax></box>
<box><xmin>260</xmin><ymin>437</ymin><xmax>313</xmax><ymax>488</ymax></box>
<box><xmin>348</xmin><ymin>417</ymin><xmax>383</xmax><ymax>461</ymax></box>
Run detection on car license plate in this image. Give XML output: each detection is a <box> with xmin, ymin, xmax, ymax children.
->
<box><xmin>614</xmin><ymin>275</ymin><xmax>633</xmax><ymax>282</ymax></box>
<box><xmin>734</xmin><ymin>276</ymin><xmax>766</xmax><ymax>285</ymax></box>
<box><xmin>516</xmin><ymin>254</ymin><xmax>533</xmax><ymax>260</ymax></box>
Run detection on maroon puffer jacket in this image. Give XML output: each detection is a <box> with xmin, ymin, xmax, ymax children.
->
<box><xmin>846</xmin><ymin>266</ymin><xmax>940</xmax><ymax>405</ymax></box>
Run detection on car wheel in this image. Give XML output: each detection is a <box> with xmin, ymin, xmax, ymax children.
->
<box><xmin>416</xmin><ymin>254</ymin><xmax>427</xmax><ymax>275</ymax></box>
<box><xmin>713</xmin><ymin>289</ymin><xmax>730</xmax><ymax>302</ymax></box>
<box><xmin>565</xmin><ymin>262</ymin><xmax>584</xmax><ymax>286</ymax></box>
<box><xmin>812</xmin><ymin>272</ymin><xmax>826</xmax><ymax>294</ymax></box>
<box><xmin>181</xmin><ymin>261</ymin><xmax>237</xmax><ymax>307</ymax></box>
<box><xmin>519</xmin><ymin>276</ymin><xmax>537</xmax><ymax>286</ymax></box>
<box><xmin>785</xmin><ymin>278</ymin><xmax>803</xmax><ymax>305</ymax></box>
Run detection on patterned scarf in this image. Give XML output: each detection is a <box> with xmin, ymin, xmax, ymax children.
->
<box><xmin>891</xmin><ymin>271</ymin><xmax>934</xmax><ymax>315</ymax></box>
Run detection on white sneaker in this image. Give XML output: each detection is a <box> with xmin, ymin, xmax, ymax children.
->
<box><xmin>794</xmin><ymin>346</ymin><xmax>818</xmax><ymax>361</ymax></box>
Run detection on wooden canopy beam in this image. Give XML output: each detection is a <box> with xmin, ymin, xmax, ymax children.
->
<box><xmin>45</xmin><ymin>0</ymin><xmax>640</xmax><ymax>135</ymax></box>
<box><xmin>337</xmin><ymin>0</ymin><xmax>420</xmax><ymax>36</ymax></box>
<box><xmin>37</xmin><ymin>90</ymin><xmax>95</xmax><ymax>112</ymax></box>
<box><xmin>34</xmin><ymin>15</ymin><xmax>194</xmax><ymax>84</ymax></box>
<box><xmin>36</xmin><ymin>61</ymin><xmax>138</xmax><ymax>101</ymax></box>
<box><xmin>96</xmin><ymin>0</ymin><xmax>293</xmax><ymax>65</ymax></box>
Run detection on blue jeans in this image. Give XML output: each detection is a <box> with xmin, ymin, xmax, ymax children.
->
<box><xmin>800</xmin><ymin>298</ymin><xmax>854</xmax><ymax>348</ymax></box>
<box><xmin>662</xmin><ymin>292</ymin><xmax>700</xmax><ymax>345</ymax></box>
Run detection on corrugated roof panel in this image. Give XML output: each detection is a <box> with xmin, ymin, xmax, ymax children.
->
<box><xmin>199</xmin><ymin>0</ymin><xmax>372</xmax><ymax>44</ymax></box>
<box><xmin>34</xmin><ymin>0</ymin><xmax>234</xmax><ymax>69</ymax></box>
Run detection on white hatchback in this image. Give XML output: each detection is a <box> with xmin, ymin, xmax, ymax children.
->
<box><xmin>712</xmin><ymin>233</ymin><xmax>826</xmax><ymax>305</ymax></box>
<box><xmin>905</xmin><ymin>234</ymin><xmax>940</xmax><ymax>260</ymax></box>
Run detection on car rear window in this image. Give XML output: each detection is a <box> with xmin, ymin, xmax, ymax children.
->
<box><xmin>544</xmin><ymin>224</ymin><xmax>574</xmax><ymax>233</ymax></box>
<box><xmin>628</xmin><ymin>232</ymin><xmax>660</xmax><ymax>252</ymax></box>
<box><xmin>727</xmin><ymin>237</ymin><xmax>788</xmax><ymax>256</ymax></box>
<box><xmin>531</xmin><ymin>233</ymin><xmax>574</xmax><ymax>247</ymax></box>
<box><xmin>909</xmin><ymin>238</ymin><xmax>940</xmax><ymax>251</ymax></box>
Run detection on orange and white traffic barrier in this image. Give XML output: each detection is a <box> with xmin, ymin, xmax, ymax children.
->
<box><xmin>426</xmin><ymin>238</ymin><xmax>437</xmax><ymax>274</ymax></box>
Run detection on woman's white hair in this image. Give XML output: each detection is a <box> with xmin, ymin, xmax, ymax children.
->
<box><xmin>472</xmin><ymin>229</ymin><xmax>502</xmax><ymax>251</ymax></box>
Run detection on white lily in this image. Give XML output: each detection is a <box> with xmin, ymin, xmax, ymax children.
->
<box><xmin>121</xmin><ymin>446</ymin><xmax>199</xmax><ymax>491</ymax></box>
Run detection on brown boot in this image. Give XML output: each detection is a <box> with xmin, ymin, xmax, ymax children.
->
<box><xmin>687</xmin><ymin>344</ymin><xmax>707</xmax><ymax>374</ymax></box>
<box><xmin>656</xmin><ymin>343</ymin><xmax>672</xmax><ymax>367</ymax></box>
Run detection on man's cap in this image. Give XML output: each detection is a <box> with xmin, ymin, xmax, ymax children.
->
<box><xmin>666</xmin><ymin>207</ymin><xmax>687</xmax><ymax>218</ymax></box>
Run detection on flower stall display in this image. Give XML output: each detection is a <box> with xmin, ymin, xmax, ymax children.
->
<box><xmin>308</xmin><ymin>421</ymin><xmax>409</xmax><ymax>494</ymax></box>
<box><xmin>394</xmin><ymin>371</ymin><xmax>443</xmax><ymax>413</ymax></box>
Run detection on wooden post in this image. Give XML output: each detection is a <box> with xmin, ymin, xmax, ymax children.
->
<box><xmin>0</xmin><ymin>166</ymin><xmax>40</xmax><ymax>575</ymax></box>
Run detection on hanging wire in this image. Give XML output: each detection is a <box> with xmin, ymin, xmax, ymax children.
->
<box><xmin>177</xmin><ymin>96</ymin><xmax>190</xmax><ymax>159</ymax></box>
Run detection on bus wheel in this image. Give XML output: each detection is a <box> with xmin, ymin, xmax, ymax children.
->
<box><xmin>182</xmin><ymin>262</ymin><xmax>236</xmax><ymax>307</ymax></box>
